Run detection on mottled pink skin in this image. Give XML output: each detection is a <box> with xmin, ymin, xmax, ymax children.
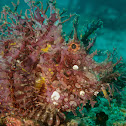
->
<box><xmin>37</xmin><ymin>46</ymin><xmax>100</xmax><ymax>110</ymax></box>
<box><xmin>0</xmin><ymin>79</ymin><xmax>11</xmax><ymax>107</ymax></box>
<box><xmin>0</xmin><ymin>1</ymin><xmax>121</xmax><ymax>125</ymax></box>
<box><xmin>0</xmin><ymin>59</ymin><xmax>12</xmax><ymax>116</ymax></box>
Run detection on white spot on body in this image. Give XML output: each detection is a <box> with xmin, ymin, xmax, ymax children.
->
<box><xmin>80</xmin><ymin>90</ymin><xmax>85</xmax><ymax>96</ymax></box>
<box><xmin>83</xmin><ymin>66</ymin><xmax>87</xmax><ymax>70</ymax></box>
<box><xmin>51</xmin><ymin>91</ymin><xmax>60</xmax><ymax>101</ymax></box>
<box><xmin>16</xmin><ymin>60</ymin><xmax>20</xmax><ymax>63</ymax></box>
<box><xmin>73</xmin><ymin>65</ymin><xmax>79</xmax><ymax>70</ymax></box>
<box><xmin>51</xmin><ymin>91</ymin><xmax>60</xmax><ymax>105</ymax></box>
<box><xmin>53</xmin><ymin>102</ymin><xmax>58</xmax><ymax>105</ymax></box>
<box><xmin>94</xmin><ymin>91</ymin><xmax>99</xmax><ymax>96</ymax></box>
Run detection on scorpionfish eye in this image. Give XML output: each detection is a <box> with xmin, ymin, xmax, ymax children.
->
<box><xmin>68</xmin><ymin>41</ymin><xmax>80</xmax><ymax>52</ymax></box>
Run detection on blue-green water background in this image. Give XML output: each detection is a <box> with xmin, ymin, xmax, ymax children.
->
<box><xmin>0</xmin><ymin>0</ymin><xmax>126</xmax><ymax>125</ymax></box>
